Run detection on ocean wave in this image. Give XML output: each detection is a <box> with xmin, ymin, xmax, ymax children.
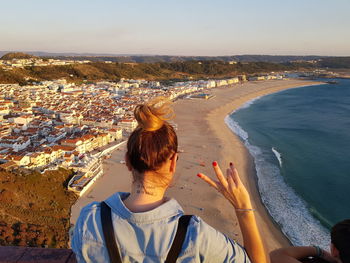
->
<box><xmin>223</xmin><ymin>97</ymin><xmax>261</xmax><ymax>140</ymax></box>
<box><xmin>239</xmin><ymin>96</ymin><xmax>262</xmax><ymax>110</ymax></box>
<box><xmin>272</xmin><ymin>147</ymin><xmax>282</xmax><ymax>167</ymax></box>
<box><xmin>225</xmin><ymin>116</ymin><xmax>330</xmax><ymax>249</ymax></box>
<box><xmin>224</xmin><ymin>116</ymin><xmax>248</xmax><ymax>141</ymax></box>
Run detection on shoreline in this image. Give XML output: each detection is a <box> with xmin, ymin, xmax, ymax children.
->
<box><xmin>70</xmin><ymin>79</ymin><xmax>324</xmax><ymax>251</ymax></box>
<box><xmin>172</xmin><ymin>79</ymin><xmax>324</xmax><ymax>251</ymax></box>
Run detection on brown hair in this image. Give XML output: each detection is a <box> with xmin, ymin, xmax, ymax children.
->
<box><xmin>126</xmin><ymin>98</ymin><xmax>178</xmax><ymax>177</ymax></box>
<box><xmin>331</xmin><ymin>219</ymin><xmax>350</xmax><ymax>263</ymax></box>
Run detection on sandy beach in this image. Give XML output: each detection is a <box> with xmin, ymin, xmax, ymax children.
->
<box><xmin>71</xmin><ymin>79</ymin><xmax>323</xmax><ymax>252</ymax></box>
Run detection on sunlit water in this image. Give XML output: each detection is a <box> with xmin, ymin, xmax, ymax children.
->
<box><xmin>226</xmin><ymin>79</ymin><xmax>350</xmax><ymax>248</ymax></box>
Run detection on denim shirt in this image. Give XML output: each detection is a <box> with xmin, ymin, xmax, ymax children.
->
<box><xmin>71</xmin><ymin>192</ymin><xmax>250</xmax><ymax>263</ymax></box>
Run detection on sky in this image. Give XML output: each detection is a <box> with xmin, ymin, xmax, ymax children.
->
<box><xmin>1</xmin><ymin>0</ymin><xmax>350</xmax><ymax>56</ymax></box>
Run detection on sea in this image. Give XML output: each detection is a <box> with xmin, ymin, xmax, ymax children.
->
<box><xmin>225</xmin><ymin>79</ymin><xmax>350</xmax><ymax>249</ymax></box>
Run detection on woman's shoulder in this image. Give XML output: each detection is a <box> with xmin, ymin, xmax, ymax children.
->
<box><xmin>187</xmin><ymin>215</ymin><xmax>230</xmax><ymax>242</ymax></box>
<box><xmin>75</xmin><ymin>201</ymin><xmax>103</xmax><ymax>233</ymax></box>
<box><xmin>80</xmin><ymin>201</ymin><xmax>101</xmax><ymax>213</ymax></box>
<box><xmin>76</xmin><ymin>201</ymin><xmax>100</xmax><ymax>224</ymax></box>
<box><xmin>78</xmin><ymin>192</ymin><xmax>126</xmax><ymax>217</ymax></box>
<box><xmin>186</xmin><ymin>215</ymin><xmax>248</xmax><ymax>261</ymax></box>
<box><xmin>189</xmin><ymin>216</ymin><xmax>219</xmax><ymax>234</ymax></box>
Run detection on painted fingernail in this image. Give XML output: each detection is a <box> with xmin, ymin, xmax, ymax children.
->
<box><xmin>197</xmin><ymin>173</ymin><xmax>202</xmax><ymax>178</ymax></box>
<box><xmin>229</xmin><ymin>162</ymin><xmax>233</xmax><ymax>166</ymax></box>
<box><xmin>212</xmin><ymin>161</ymin><xmax>217</xmax><ymax>167</ymax></box>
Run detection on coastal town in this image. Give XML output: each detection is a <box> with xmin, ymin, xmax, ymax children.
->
<box><xmin>1</xmin><ymin>0</ymin><xmax>350</xmax><ymax>259</ymax></box>
<box><xmin>0</xmin><ymin>56</ymin><xmax>287</xmax><ymax>195</ymax></box>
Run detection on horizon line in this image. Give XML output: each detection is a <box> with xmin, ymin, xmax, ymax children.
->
<box><xmin>1</xmin><ymin>50</ymin><xmax>348</xmax><ymax>58</ymax></box>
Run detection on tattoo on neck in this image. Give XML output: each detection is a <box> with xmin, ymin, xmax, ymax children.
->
<box><xmin>136</xmin><ymin>184</ymin><xmax>156</xmax><ymax>196</ymax></box>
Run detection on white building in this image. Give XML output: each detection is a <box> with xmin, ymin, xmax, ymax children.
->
<box><xmin>216</xmin><ymin>80</ymin><xmax>228</xmax><ymax>87</ymax></box>
<box><xmin>13</xmin><ymin>115</ymin><xmax>33</xmax><ymax>125</ymax></box>
<box><xmin>227</xmin><ymin>78</ymin><xmax>240</xmax><ymax>84</ymax></box>
<box><xmin>0</xmin><ymin>136</ymin><xmax>31</xmax><ymax>152</ymax></box>
<box><xmin>117</xmin><ymin>119</ymin><xmax>138</xmax><ymax>132</ymax></box>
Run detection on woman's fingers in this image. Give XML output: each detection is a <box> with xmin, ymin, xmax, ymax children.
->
<box><xmin>197</xmin><ymin>173</ymin><xmax>219</xmax><ymax>190</ymax></box>
<box><xmin>230</xmin><ymin>163</ymin><xmax>242</xmax><ymax>186</ymax></box>
<box><xmin>226</xmin><ymin>168</ymin><xmax>231</xmax><ymax>183</ymax></box>
<box><xmin>212</xmin><ymin>161</ymin><xmax>228</xmax><ymax>189</ymax></box>
<box><xmin>226</xmin><ymin>169</ymin><xmax>236</xmax><ymax>190</ymax></box>
<box><xmin>197</xmin><ymin>161</ymin><xmax>241</xmax><ymax>193</ymax></box>
<box><xmin>197</xmin><ymin>161</ymin><xmax>252</xmax><ymax>210</ymax></box>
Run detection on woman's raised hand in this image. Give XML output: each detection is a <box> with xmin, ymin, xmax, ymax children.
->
<box><xmin>198</xmin><ymin>162</ymin><xmax>267</xmax><ymax>263</ymax></box>
<box><xmin>197</xmin><ymin>161</ymin><xmax>252</xmax><ymax>210</ymax></box>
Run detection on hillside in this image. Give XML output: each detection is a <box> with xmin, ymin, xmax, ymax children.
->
<box><xmin>1</xmin><ymin>52</ymin><xmax>38</xmax><ymax>60</ymax></box>
<box><xmin>0</xmin><ymin>51</ymin><xmax>328</xmax><ymax>63</ymax></box>
<box><xmin>0</xmin><ymin>60</ymin><xmax>310</xmax><ymax>85</ymax></box>
<box><xmin>318</xmin><ymin>57</ymin><xmax>350</xmax><ymax>68</ymax></box>
<box><xmin>0</xmin><ymin>168</ymin><xmax>77</xmax><ymax>248</ymax></box>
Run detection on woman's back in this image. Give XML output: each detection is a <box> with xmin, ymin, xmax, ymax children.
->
<box><xmin>72</xmin><ymin>192</ymin><xmax>250</xmax><ymax>262</ymax></box>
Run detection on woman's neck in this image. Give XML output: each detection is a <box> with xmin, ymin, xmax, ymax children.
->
<box><xmin>123</xmin><ymin>182</ymin><xmax>167</xmax><ymax>213</ymax></box>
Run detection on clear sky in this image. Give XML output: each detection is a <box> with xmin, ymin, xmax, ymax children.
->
<box><xmin>1</xmin><ymin>0</ymin><xmax>350</xmax><ymax>56</ymax></box>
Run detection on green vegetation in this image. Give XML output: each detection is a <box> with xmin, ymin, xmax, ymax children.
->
<box><xmin>0</xmin><ymin>67</ymin><xmax>29</xmax><ymax>85</ymax></box>
<box><xmin>318</xmin><ymin>57</ymin><xmax>350</xmax><ymax>68</ymax></box>
<box><xmin>36</xmin><ymin>54</ymin><xmax>327</xmax><ymax>63</ymax></box>
<box><xmin>2</xmin><ymin>52</ymin><xmax>349</xmax><ymax>85</ymax></box>
<box><xmin>0</xmin><ymin>168</ymin><xmax>77</xmax><ymax>248</ymax></box>
<box><xmin>0</xmin><ymin>60</ymin><xmax>312</xmax><ymax>85</ymax></box>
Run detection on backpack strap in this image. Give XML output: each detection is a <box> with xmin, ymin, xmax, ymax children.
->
<box><xmin>100</xmin><ymin>201</ymin><xmax>122</xmax><ymax>263</ymax></box>
<box><xmin>165</xmin><ymin>215</ymin><xmax>193</xmax><ymax>263</ymax></box>
<box><xmin>101</xmin><ymin>200</ymin><xmax>192</xmax><ymax>263</ymax></box>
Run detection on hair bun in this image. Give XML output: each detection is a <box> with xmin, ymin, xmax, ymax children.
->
<box><xmin>134</xmin><ymin>97</ymin><xmax>174</xmax><ymax>132</ymax></box>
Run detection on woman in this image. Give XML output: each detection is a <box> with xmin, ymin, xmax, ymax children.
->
<box><xmin>270</xmin><ymin>219</ymin><xmax>350</xmax><ymax>263</ymax></box>
<box><xmin>71</xmin><ymin>99</ymin><xmax>267</xmax><ymax>263</ymax></box>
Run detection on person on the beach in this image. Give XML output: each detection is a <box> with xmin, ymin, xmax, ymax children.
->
<box><xmin>270</xmin><ymin>219</ymin><xmax>350</xmax><ymax>263</ymax></box>
<box><xmin>71</xmin><ymin>98</ymin><xmax>267</xmax><ymax>263</ymax></box>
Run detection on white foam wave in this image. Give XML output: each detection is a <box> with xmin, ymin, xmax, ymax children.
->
<box><xmin>225</xmin><ymin>116</ymin><xmax>330</xmax><ymax>249</ymax></box>
<box><xmin>239</xmin><ymin>96</ymin><xmax>262</xmax><ymax>110</ymax></box>
<box><xmin>224</xmin><ymin>116</ymin><xmax>248</xmax><ymax>141</ymax></box>
<box><xmin>272</xmin><ymin>147</ymin><xmax>282</xmax><ymax>167</ymax></box>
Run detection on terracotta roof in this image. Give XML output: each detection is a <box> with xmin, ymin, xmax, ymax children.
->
<box><xmin>0</xmin><ymin>161</ymin><xmax>17</xmax><ymax>169</ymax></box>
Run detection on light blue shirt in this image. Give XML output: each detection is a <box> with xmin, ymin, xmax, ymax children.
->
<box><xmin>71</xmin><ymin>192</ymin><xmax>250</xmax><ymax>263</ymax></box>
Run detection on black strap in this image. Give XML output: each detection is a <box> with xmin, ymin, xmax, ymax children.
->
<box><xmin>165</xmin><ymin>215</ymin><xmax>193</xmax><ymax>263</ymax></box>
<box><xmin>101</xmin><ymin>200</ymin><xmax>192</xmax><ymax>263</ymax></box>
<box><xmin>101</xmin><ymin>201</ymin><xmax>122</xmax><ymax>263</ymax></box>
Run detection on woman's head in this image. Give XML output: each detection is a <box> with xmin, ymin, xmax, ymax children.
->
<box><xmin>126</xmin><ymin>98</ymin><xmax>178</xmax><ymax>185</ymax></box>
<box><xmin>331</xmin><ymin>219</ymin><xmax>350</xmax><ymax>263</ymax></box>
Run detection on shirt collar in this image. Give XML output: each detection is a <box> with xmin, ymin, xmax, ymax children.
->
<box><xmin>105</xmin><ymin>192</ymin><xmax>184</xmax><ymax>224</ymax></box>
